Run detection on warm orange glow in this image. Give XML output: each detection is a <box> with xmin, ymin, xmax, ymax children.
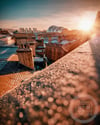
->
<box><xmin>78</xmin><ymin>18</ymin><xmax>94</xmax><ymax>31</ymax></box>
<box><xmin>7</xmin><ymin>37</ymin><xmax>15</xmax><ymax>45</ymax></box>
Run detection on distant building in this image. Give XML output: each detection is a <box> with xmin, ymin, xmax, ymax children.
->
<box><xmin>14</xmin><ymin>33</ymin><xmax>35</xmax><ymax>45</ymax></box>
<box><xmin>0</xmin><ymin>29</ymin><xmax>9</xmax><ymax>35</ymax></box>
<box><xmin>33</xmin><ymin>28</ymin><xmax>38</xmax><ymax>33</ymax></box>
<box><xmin>25</xmin><ymin>28</ymin><xmax>28</xmax><ymax>33</ymax></box>
<box><xmin>19</xmin><ymin>28</ymin><xmax>25</xmax><ymax>33</ymax></box>
<box><xmin>29</xmin><ymin>28</ymin><xmax>32</xmax><ymax>33</ymax></box>
<box><xmin>47</xmin><ymin>25</ymin><xmax>64</xmax><ymax>33</ymax></box>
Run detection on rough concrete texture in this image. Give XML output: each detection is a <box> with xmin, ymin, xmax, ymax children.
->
<box><xmin>0</xmin><ymin>35</ymin><xmax>100</xmax><ymax>125</ymax></box>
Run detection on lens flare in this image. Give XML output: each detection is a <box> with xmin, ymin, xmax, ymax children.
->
<box><xmin>78</xmin><ymin>18</ymin><xmax>94</xmax><ymax>31</ymax></box>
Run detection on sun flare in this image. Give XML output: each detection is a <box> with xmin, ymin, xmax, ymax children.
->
<box><xmin>78</xmin><ymin>18</ymin><xmax>94</xmax><ymax>31</ymax></box>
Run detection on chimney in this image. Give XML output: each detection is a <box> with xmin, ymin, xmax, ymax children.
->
<box><xmin>16</xmin><ymin>43</ymin><xmax>34</xmax><ymax>69</ymax></box>
<box><xmin>29</xmin><ymin>42</ymin><xmax>36</xmax><ymax>57</ymax></box>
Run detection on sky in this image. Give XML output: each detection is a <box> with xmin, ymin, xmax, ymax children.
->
<box><xmin>0</xmin><ymin>0</ymin><xmax>100</xmax><ymax>30</ymax></box>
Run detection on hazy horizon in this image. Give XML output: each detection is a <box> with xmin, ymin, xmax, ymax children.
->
<box><xmin>0</xmin><ymin>0</ymin><xmax>100</xmax><ymax>30</ymax></box>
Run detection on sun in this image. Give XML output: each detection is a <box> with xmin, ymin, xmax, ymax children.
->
<box><xmin>78</xmin><ymin>18</ymin><xmax>94</xmax><ymax>31</ymax></box>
